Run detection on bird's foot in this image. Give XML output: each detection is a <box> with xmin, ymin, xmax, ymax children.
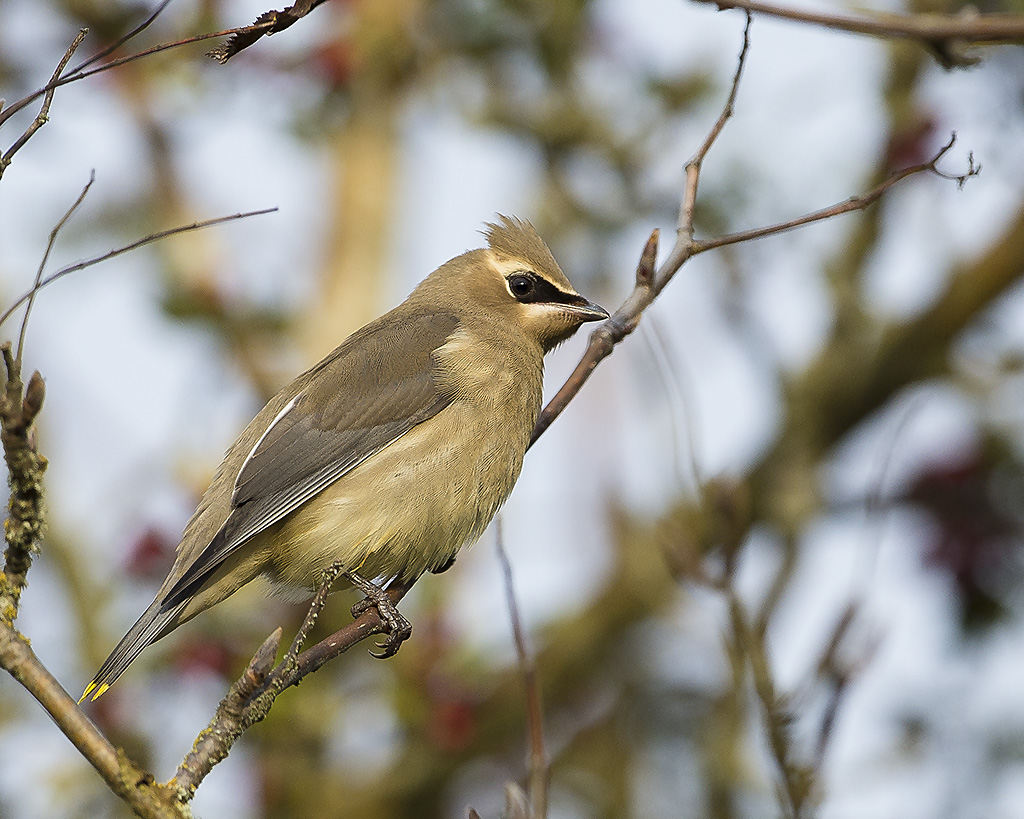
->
<box><xmin>344</xmin><ymin>571</ymin><xmax>412</xmax><ymax>659</ymax></box>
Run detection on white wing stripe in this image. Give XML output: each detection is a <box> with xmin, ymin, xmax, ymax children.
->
<box><xmin>234</xmin><ymin>393</ymin><xmax>300</xmax><ymax>503</ymax></box>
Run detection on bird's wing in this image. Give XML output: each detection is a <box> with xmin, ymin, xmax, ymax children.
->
<box><xmin>161</xmin><ymin>310</ymin><xmax>460</xmax><ymax>607</ymax></box>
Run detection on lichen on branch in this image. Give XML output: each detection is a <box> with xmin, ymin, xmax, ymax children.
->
<box><xmin>0</xmin><ymin>343</ymin><xmax>47</xmax><ymax>619</ymax></box>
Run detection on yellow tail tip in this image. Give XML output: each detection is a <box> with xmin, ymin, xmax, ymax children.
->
<box><xmin>78</xmin><ymin>681</ymin><xmax>108</xmax><ymax>704</ymax></box>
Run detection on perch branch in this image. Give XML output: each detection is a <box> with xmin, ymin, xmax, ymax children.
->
<box><xmin>171</xmin><ymin>578</ymin><xmax>414</xmax><ymax>798</ymax></box>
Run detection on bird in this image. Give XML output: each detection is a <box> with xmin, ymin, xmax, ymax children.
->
<box><xmin>81</xmin><ymin>215</ymin><xmax>608</xmax><ymax>702</ymax></box>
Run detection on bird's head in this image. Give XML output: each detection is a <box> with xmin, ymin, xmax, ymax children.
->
<box><xmin>416</xmin><ymin>215</ymin><xmax>608</xmax><ymax>352</ymax></box>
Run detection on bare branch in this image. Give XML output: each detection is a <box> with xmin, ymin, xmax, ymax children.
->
<box><xmin>496</xmin><ymin>518</ymin><xmax>549</xmax><ymax>819</ymax></box>
<box><xmin>281</xmin><ymin>578</ymin><xmax>414</xmax><ymax>683</ymax></box>
<box><xmin>692</xmin><ymin>0</ymin><xmax>1024</xmax><ymax>67</ymax></box>
<box><xmin>0</xmin><ymin>621</ymin><xmax>189</xmax><ymax>818</ymax></box>
<box><xmin>532</xmin><ymin>15</ymin><xmax>754</xmax><ymax>446</ymax></box>
<box><xmin>0</xmin><ymin>30</ymin><xmax>87</xmax><ymax>181</ymax></box>
<box><xmin>530</xmin><ymin>83</ymin><xmax>975</xmax><ymax>449</ymax></box>
<box><xmin>18</xmin><ymin>172</ymin><xmax>95</xmax><ymax>366</ymax></box>
<box><xmin>0</xmin><ymin>208</ymin><xmax>278</xmax><ymax>332</ymax></box>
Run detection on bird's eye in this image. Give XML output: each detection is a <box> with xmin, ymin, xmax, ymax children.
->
<box><xmin>508</xmin><ymin>274</ymin><xmax>536</xmax><ymax>300</ymax></box>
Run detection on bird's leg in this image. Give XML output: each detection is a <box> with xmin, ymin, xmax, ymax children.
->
<box><xmin>344</xmin><ymin>570</ymin><xmax>412</xmax><ymax>659</ymax></box>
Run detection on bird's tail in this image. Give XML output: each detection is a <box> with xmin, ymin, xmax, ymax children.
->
<box><xmin>79</xmin><ymin>598</ymin><xmax>185</xmax><ymax>703</ymax></box>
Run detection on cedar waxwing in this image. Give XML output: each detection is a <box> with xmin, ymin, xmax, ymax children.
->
<box><xmin>81</xmin><ymin>216</ymin><xmax>608</xmax><ymax>702</ymax></box>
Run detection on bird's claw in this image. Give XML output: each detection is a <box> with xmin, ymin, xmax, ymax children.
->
<box><xmin>345</xmin><ymin>571</ymin><xmax>411</xmax><ymax>659</ymax></box>
<box><xmin>369</xmin><ymin>632</ymin><xmax>407</xmax><ymax>659</ymax></box>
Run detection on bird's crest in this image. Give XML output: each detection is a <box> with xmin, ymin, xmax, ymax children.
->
<box><xmin>483</xmin><ymin>215</ymin><xmax>567</xmax><ymax>285</ymax></box>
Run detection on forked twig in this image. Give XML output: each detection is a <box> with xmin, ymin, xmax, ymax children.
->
<box><xmin>530</xmin><ymin>15</ymin><xmax>977</xmax><ymax>449</ymax></box>
<box><xmin>532</xmin><ymin>14</ymin><xmax>754</xmax><ymax>445</ymax></box>
<box><xmin>0</xmin><ymin>30</ymin><xmax>87</xmax><ymax>180</ymax></box>
<box><xmin>66</xmin><ymin>0</ymin><xmax>173</xmax><ymax>76</ymax></box>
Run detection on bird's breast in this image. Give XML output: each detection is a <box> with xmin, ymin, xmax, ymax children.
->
<box><xmin>267</xmin><ymin>333</ymin><xmax>544</xmax><ymax>590</ymax></box>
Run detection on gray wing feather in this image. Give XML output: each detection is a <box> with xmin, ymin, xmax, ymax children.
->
<box><xmin>160</xmin><ymin>310</ymin><xmax>459</xmax><ymax>608</ymax></box>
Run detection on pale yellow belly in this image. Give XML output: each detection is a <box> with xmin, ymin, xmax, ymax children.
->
<box><xmin>260</xmin><ymin>398</ymin><xmax>533</xmax><ymax>593</ymax></box>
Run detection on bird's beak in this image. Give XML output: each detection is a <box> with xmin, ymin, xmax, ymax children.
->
<box><xmin>562</xmin><ymin>295</ymin><xmax>609</xmax><ymax>323</ymax></box>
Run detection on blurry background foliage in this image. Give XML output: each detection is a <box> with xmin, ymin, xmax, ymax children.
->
<box><xmin>2</xmin><ymin>0</ymin><xmax>1024</xmax><ymax>817</ymax></box>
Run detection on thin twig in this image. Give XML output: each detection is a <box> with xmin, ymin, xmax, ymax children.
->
<box><xmin>0</xmin><ymin>30</ymin><xmax>87</xmax><ymax>181</ymax></box>
<box><xmin>531</xmin><ymin>136</ymin><xmax>974</xmax><ymax>448</ymax></box>
<box><xmin>727</xmin><ymin>588</ymin><xmax>812</xmax><ymax>819</ymax></box>
<box><xmin>0</xmin><ymin>22</ymin><xmax>272</xmax><ymax>130</ymax></box>
<box><xmin>66</xmin><ymin>0</ymin><xmax>174</xmax><ymax>76</ymax></box>
<box><xmin>270</xmin><ymin>560</ymin><xmax>345</xmax><ymax>692</ymax></box>
<box><xmin>17</xmin><ymin>172</ymin><xmax>95</xmax><ymax>366</ymax></box>
<box><xmin>680</xmin><ymin>13</ymin><xmax>752</xmax><ymax>245</ymax></box>
<box><xmin>0</xmin><ymin>208</ymin><xmax>278</xmax><ymax>331</ymax></box>
<box><xmin>495</xmin><ymin>518</ymin><xmax>548</xmax><ymax>819</ymax></box>
<box><xmin>60</xmin><ymin>25</ymin><xmax>269</xmax><ymax>85</ymax></box>
<box><xmin>692</xmin><ymin>135</ymin><xmax>973</xmax><ymax>254</ymax></box>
